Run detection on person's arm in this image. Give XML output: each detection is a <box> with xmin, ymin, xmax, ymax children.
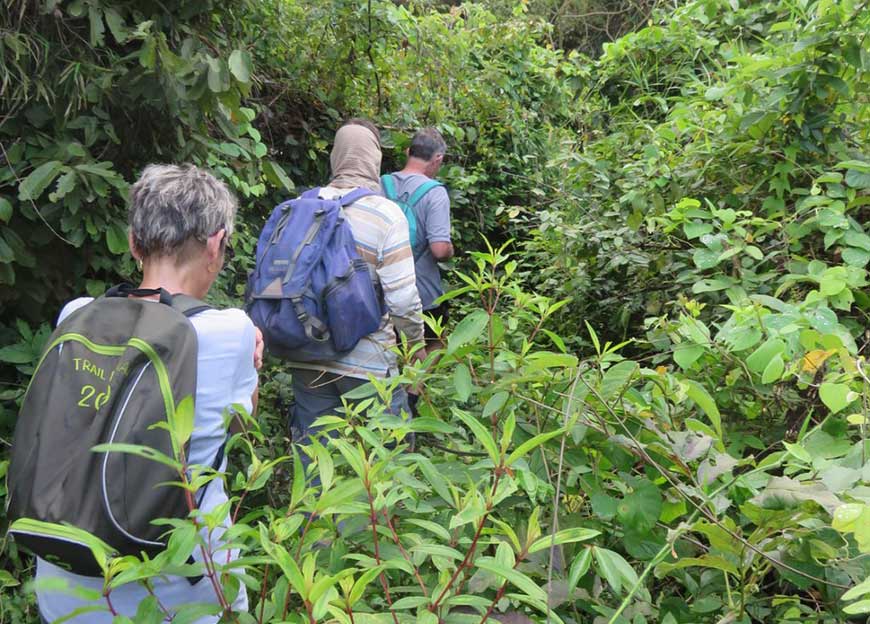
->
<box><xmin>378</xmin><ymin>222</ymin><xmax>424</xmax><ymax>344</ymax></box>
<box><xmin>430</xmin><ymin>241</ymin><xmax>454</xmax><ymax>261</ymax></box>
<box><xmin>424</xmin><ymin>187</ymin><xmax>453</xmax><ymax>261</ymax></box>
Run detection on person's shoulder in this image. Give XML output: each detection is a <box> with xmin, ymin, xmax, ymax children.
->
<box><xmin>354</xmin><ymin>193</ymin><xmax>406</xmax><ymax>226</ymax></box>
<box><xmin>192</xmin><ymin>307</ymin><xmax>254</xmax><ymax>333</ymax></box>
<box><xmin>57</xmin><ymin>297</ymin><xmax>95</xmax><ymax>325</ymax></box>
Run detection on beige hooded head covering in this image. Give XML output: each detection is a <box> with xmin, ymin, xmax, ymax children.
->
<box><xmin>329</xmin><ymin>123</ymin><xmax>382</xmax><ymax>191</ymax></box>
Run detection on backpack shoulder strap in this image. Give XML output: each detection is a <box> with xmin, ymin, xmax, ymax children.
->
<box><xmin>380</xmin><ymin>174</ymin><xmax>397</xmax><ymax>200</ymax></box>
<box><xmin>339</xmin><ymin>188</ymin><xmax>375</xmax><ymax>207</ymax></box>
<box><xmin>105</xmin><ymin>284</ymin><xmax>210</xmax><ymax>318</ymax></box>
<box><xmin>406</xmin><ymin>179</ymin><xmax>443</xmax><ymax>209</ymax></box>
<box><xmin>170</xmin><ymin>294</ymin><xmax>212</xmax><ymax>318</ymax></box>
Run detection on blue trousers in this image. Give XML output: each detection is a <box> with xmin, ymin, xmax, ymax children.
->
<box><xmin>289</xmin><ymin>368</ymin><xmax>411</xmax><ymax>457</ymax></box>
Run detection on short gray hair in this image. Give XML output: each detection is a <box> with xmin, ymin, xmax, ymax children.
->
<box><xmin>128</xmin><ymin>164</ymin><xmax>237</xmax><ymax>259</ymax></box>
<box><xmin>408</xmin><ymin>127</ymin><xmax>446</xmax><ymax>161</ymax></box>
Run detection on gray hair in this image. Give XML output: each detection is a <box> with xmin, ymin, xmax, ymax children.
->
<box><xmin>408</xmin><ymin>127</ymin><xmax>446</xmax><ymax>161</ymax></box>
<box><xmin>128</xmin><ymin>164</ymin><xmax>237</xmax><ymax>259</ymax></box>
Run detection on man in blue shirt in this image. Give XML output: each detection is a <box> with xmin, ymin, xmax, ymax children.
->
<box><xmin>382</xmin><ymin>128</ymin><xmax>454</xmax><ymax>350</ymax></box>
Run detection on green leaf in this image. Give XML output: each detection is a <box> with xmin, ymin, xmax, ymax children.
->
<box><xmin>173</xmin><ymin>396</ymin><xmax>195</xmax><ymax>448</ymax></box>
<box><xmin>91</xmin><ymin>443</ymin><xmax>181</xmax><ymax>471</ymax></box>
<box><xmin>348</xmin><ymin>564</ymin><xmax>385</xmax><ymax>606</ymax></box>
<box><xmin>453</xmin><ymin>363</ymin><xmax>472</xmax><ymax>401</ymax></box>
<box><xmin>447</xmin><ymin>310</ymin><xmax>489</xmax><ymax>354</ymax></box>
<box><xmin>528</xmin><ymin>527</ymin><xmax>601</xmax><ymax>553</ymax></box>
<box><xmin>0</xmin><ymin>344</ymin><xmax>33</xmax><ymax>364</ymax></box>
<box><xmin>683</xmin><ymin>221</ymin><xmax>714</xmax><ymax>239</ymax></box>
<box><xmin>228</xmin><ymin>49</ymin><xmax>253</xmax><ymax>84</ymax></box>
<box><xmin>656</xmin><ymin>555</ymin><xmax>738</xmax><ymax>577</ymax></box>
<box><xmin>106</xmin><ymin>222</ymin><xmax>128</xmax><ymax>254</ymax></box>
<box><xmin>592</xmin><ymin>547</ymin><xmax>638</xmax><ymax>595</ymax></box>
<box><xmin>411</xmin><ymin>544</ymin><xmax>463</xmax><ymax>560</ymax></box>
<box><xmin>475</xmin><ymin>557</ymin><xmax>547</xmax><ymax>602</ymax></box>
<box><xmin>685</xmin><ymin>381</ymin><xmax>722</xmax><ymax>442</ymax></box>
<box><xmin>761</xmin><ymin>353</ymin><xmax>785</xmax><ymax>384</ymax></box>
<box><xmin>617</xmin><ymin>483</ymin><xmax>662</xmax><ymax>533</ymax></box>
<box><xmin>207</xmin><ymin>57</ymin><xmax>230</xmax><ymax>93</ymax></box>
<box><xmin>601</xmin><ymin>361</ymin><xmax>638</xmax><ymax>399</ymax></box>
<box><xmin>745</xmin><ymin>338</ymin><xmax>785</xmax><ymax>373</ymax></box>
<box><xmin>482</xmin><ymin>391</ymin><xmax>508</xmax><ymax>419</ymax></box>
<box><xmin>0</xmin><ymin>198</ymin><xmax>11</xmax><ymax>223</ymax></box>
<box><xmin>263</xmin><ymin>160</ymin><xmax>295</xmax><ymax>192</ymax></box>
<box><xmin>673</xmin><ymin>343</ymin><xmax>704</xmax><ymax>369</ymax></box>
<box><xmin>842</xmin><ymin>247</ymin><xmax>870</xmax><ymax>267</ymax></box>
<box><xmin>10</xmin><ymin>518</ymin><xmax>115</xmax><ymax>573</ymax></box>
<box><xmin>259</xmin><ymin>525</ymin><xmax>306</xmax><ymax>597</ymax></box>
<box><xmin>819</xmin><ymin>382</ymin><xmax>853</xmax><ymax>414</ymax></box>
<box><xmin>104</xmin><ymin>8</ymin><xmax>129</xmax><ymax>43</ymax></box>
<box><xmin>506</xmin><ymin>428</ymin><xmax>565</xmax><ymax>466</ymax></box>
<box><xmin>567</xmin><ymin>548</ymin><xmax>592</xmax><ymax>594</ymax></box>
<box><xmin>18</xmin><ymin>161</ymin><xmax>63</xmax><ymax>201</ymax></box>
<box><xmin>451</xmin><ymin>407</ymin><xmax>499</xmax><ymax>463</ymax></box>
<box><xmin>88</xmin><ymin>6</ymin><xmax>105</xmax><ymax>46</ymax></box>
<box><xmin>404</xmin><ymin>519</ymin><xmax>451</xmax><ymax>541</ymax></box>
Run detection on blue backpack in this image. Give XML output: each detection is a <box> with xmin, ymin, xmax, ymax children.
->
<box><xmin>380</xmin><ymin>174</ymin><xmax>443</xmax><ymax>253</ymax></box>
<box><xmin>246</xmin><ymin>187</ymin><xmax>384</xmax><ymax>361</ymax></box>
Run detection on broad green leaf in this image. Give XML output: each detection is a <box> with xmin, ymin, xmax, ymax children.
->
<box><xmin>482</xmin><ymin>391</ymin><xmax>508</xmax><ymax>419</ymax></box>
<box><xmin>601</xmin><ymin>361</ymin><xmax>639</xmax><ymax>399</ymax></box>
<box><xmin>453</xmin><ymin>363</ymin><xmax>472</xmax><ymax>401</ymax></box>
<box><xmin>0</xmin><ymin>197</ymin><xmax>11</xmax><ymax>223</ymax></box>
<box><xmin>673</xmin><ymin>343</ymin><xmax>703</xmax><ymax>369</ymax></box>
<box><xmin>761</xmin><ymin>353</ymin><xmax>785</xmax><ymax>384</ymax></box>
<box><xmin>447</xmin><ymin>310</ymin><xmax>489</xmax><ymax>354</ymax></box>
<box><xmin>106</xmin><ymin>223</ymin><xmax>128</xmax><ymax>254</ymax></box>
<box><xmin>844</xmin><ymin>599</ymin><xmax>870</xmax><ymax>614</ymax></box>
<box><xmin>819</xmin><ymin>382</ymin><xmax>852</xmax><ymax>414</ymax></box>
<box><xmin>592</xmin><ymin>547</ymin><xmax>638</xmax><ymax>595</ymax></box>
<box><xmin>745</xmin><ymin>338</ymin><xmax>785</xmax><ymax>373</ymax></box>
<box><xmin>18</xmin><ymin>161</ymin><xmax>63</xmax><ymax>201</ymax></box>
<box><xmin>228</xmin><ymin>49</ymin><xmax>253</xmax><ymax>84</ymax></box>
<box><xmin>528</xmin><ymin>527</ymin><xmax>601</xmax><ymax>553</ymax></box>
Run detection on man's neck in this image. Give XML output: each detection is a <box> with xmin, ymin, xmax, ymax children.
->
<box><xmin>400</xmin><ymin>158</ymin><xmax>430</xmax><ymax>177</ymax></box>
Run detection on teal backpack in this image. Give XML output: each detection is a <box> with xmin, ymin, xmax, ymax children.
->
<box><xmin>380</xmin><ymin>174</ymin><xmax>443</xmax><ymax>253</ymax></box>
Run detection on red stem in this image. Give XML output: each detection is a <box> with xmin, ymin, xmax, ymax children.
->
<box><xmin>381</xmin><ymin>508</ymin><xmax>428</xmax><ymax>596</ymax></box>
<box><xmin>430</xmin><ymin>469</ymin><xmax>504</xmax><ymax>611</ymax></box>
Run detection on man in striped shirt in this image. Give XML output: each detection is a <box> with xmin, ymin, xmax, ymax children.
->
<box><xmin>287</xmin><ymin>119</ymin><xmax>424</xmax><ymax>449</ymax></box>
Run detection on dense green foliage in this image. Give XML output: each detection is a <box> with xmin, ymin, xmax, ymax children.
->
<box><xmin>2</xmin><ymin>0</ymin><xmax>870</xmax><ymax>623</ymax></box>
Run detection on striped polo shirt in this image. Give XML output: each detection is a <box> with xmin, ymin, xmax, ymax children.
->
<box><xmin>286</xmin><ymin>185</ymin><xmax>424</xmax><ymax>379</ymax></box>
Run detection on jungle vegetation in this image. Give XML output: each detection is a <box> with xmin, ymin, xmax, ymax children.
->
<box><xmin>1</xmin><ymin>0</ymin><xmax>869</xmax><ymax>622</ymax></box>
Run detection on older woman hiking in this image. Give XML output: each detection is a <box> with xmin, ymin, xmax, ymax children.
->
<box><xmin>24</xmin><ymin>164</ymin><xmax>262</xmax><ymax>623</ymax></box>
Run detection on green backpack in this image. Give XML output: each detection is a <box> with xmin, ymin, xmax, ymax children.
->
<box><xmin>380</xmin><ymin>174</ymin><xmax>443</xmax><ymax>253</ymax></box>
<box><xmin>6</xmin><ymin>284</ymin><xmax>212</xmax><ymax>576</ymax></box>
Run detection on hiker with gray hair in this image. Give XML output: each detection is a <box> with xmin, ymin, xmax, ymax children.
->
<box><xmin>381</xmin><ymin>127</ymin><xmax>453</xmax><ymax>415</ymax></box>
<box><xmin>381</xmin><ymin>127</ymin><xmax>453</xmax><ymax>349</ymax></box>
<box><xmin>28</xmin><ymin>164</ymin><xmax>261</xmax><ymax>623</ymax></box>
